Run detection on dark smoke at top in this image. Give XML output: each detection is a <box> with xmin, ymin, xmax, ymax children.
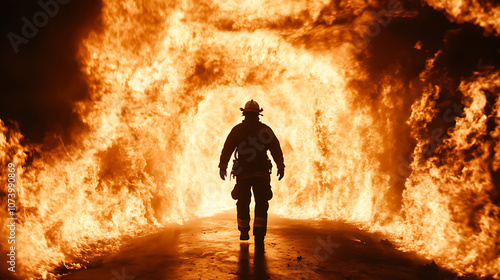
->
<box><xmin>0</xmin><ymin>0</ymin><xmax>102</xmax><ymax>147</ymax></box>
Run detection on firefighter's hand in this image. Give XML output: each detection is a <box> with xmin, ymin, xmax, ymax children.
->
<box><xmin>277</xmin><ymin>168</ymin><xmax>285</xmax><ymax>180</ymax></box>
<box><xmin>219</xmin><ymin>168</ymin><xmax>227</xmax><ymax>180</ymax></box>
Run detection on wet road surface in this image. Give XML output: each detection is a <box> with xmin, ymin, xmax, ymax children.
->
<box><xmin>62</xmin><ymin>211</ymin><xmax>462</xmax><ymax>280</ymax></box>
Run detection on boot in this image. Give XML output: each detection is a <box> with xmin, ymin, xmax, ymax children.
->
<box><xmin>240</xmin><ymin>230</ymin><xmax>250</xmax><ymax>240</ymax></box>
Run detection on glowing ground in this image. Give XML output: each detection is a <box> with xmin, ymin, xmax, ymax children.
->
<box><xmin>56</xmin><ymin>211</ymin><xmax>475</xmax><ymax>280</ymax></box>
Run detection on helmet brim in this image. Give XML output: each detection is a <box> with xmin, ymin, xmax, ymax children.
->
<box><xmin>240</xmin><ymin>107</ymin><xmax>262</xmax><ymax>113</ymax></box>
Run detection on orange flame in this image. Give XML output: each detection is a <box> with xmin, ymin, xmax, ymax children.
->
<box><xmin>424</xmin><ymin>0</ymin><xmax>500</xmax><ymax>35</ymax></box>
<box><xmin>402</xmin><ymin>69</ymin><xmax>500</xmax><ymax>276</ymax></box>
<box><xmin>0</xmin><ymin>0</ymin><xmax>499</xmax><ymax>278</ymax></box>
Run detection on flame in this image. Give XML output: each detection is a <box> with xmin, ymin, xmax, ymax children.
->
<box><xmin>401</xmin><ymin>69</ymin><xmax>500</xmax><ymax>276</ymax></box>
<box><xmin>1</xmin><ymin>0</ymin><xmax>499</xmax><ymax>278</ymax></box>
<box><xmin>424</xmin><ymin>0</ymin><xmax>500</xmax><ymax>35</ymax></box>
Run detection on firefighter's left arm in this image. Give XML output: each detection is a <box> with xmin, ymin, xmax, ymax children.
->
<box><xmin>268</xmin><ymin>127</ymin><xmax>285</xmax><ymax>171</ymax></box>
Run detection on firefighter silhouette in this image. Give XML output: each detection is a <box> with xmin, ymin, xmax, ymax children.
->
<box><xmin>219</xmin><ymin>99</ymin><xmax>285</xmax><ymax>252</ymax></box>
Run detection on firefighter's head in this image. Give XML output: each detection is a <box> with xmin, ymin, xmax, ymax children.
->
<box><xmin>240</xmin><ymin>99</ymin><xmax>263</xmax><ymax>120</ymax></box>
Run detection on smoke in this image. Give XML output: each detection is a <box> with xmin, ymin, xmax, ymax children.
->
<box><xmin>344</xmin><ymin>4</ymin><xmax>454</xmax><ymax>212</ymax></box>
<box><xmin>0</xmin><ymin>0</ymin><xmax>103</xmax><ymax>145</ymax></box>
<box><xmin>0</xmin><ymin>2</ymin><xmax>102</xmax><ymax>277</ymax></box>
<box><xmin>423</xmin><ymin>24</ymin><xmax>500</xmax><ymax>208</ymax></box>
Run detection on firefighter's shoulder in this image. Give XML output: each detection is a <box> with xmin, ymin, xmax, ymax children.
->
<box><xmin>229</xmin><ymin>122</ymin><xmax>245</xmax><ymax>134</ymax></box>
<box><xmin>258</xmin><ymin>122</ymin><xmax>275</xmax><ymax>133</ymax></box>
<box><xmin>232</xmin><ymin>122</ymin><xmax>245</xmax><ymax>130</ymax></box>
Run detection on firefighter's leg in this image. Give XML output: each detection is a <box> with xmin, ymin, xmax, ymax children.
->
<box><xmin>252</xmin><ymin>176</ymin><xmax>272</xmax><ymax>240</ymax></box>
<box><xmin>236</xmin><ymin>178</ymin><xmax>252</xmax><ymax>239</ymax></box>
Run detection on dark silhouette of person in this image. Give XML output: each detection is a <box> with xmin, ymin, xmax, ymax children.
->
<box><xmin>219</xmin><ymin>99</ymin><xmax>285</xmax><ymax>253</ymax></box>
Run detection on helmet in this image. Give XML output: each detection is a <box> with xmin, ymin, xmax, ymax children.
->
<box><xmin>240</xmin><ymin>99</ymin><xmax>263</xmax><ymax>113</ymax></box>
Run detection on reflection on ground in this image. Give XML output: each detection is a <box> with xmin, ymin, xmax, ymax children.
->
<box><xmin>62</xmin><ymin>211</ymin><xmax>461</xmax><ymax>280</ymax></box>
<box><xmin>238</xmin><ymin>242</ymin><xmax>269</xmax><ymax>280</ymax></box>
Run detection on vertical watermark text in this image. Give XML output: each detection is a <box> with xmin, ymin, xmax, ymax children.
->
<box><xmin>6</xmin><ymin>162</ymin><xmax>17</xmax><ymax>273</ymax></box>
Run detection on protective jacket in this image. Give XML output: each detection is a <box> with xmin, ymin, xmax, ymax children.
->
<box><xmin>219</xmin><ymin>119</ymin><xmax>284</xmax><ymax>177</ymax></box>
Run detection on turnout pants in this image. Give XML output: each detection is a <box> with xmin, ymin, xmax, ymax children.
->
<box><xmin>233</xmin><ymin>175</ymin><xmax>273</xmax><ymax>237</ymax></box>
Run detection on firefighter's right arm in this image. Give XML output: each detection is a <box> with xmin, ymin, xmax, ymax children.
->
<box><xmin>219</xmin><ymin>126</ymin><xmax>239</xmax><ymax>179</ymax></box>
